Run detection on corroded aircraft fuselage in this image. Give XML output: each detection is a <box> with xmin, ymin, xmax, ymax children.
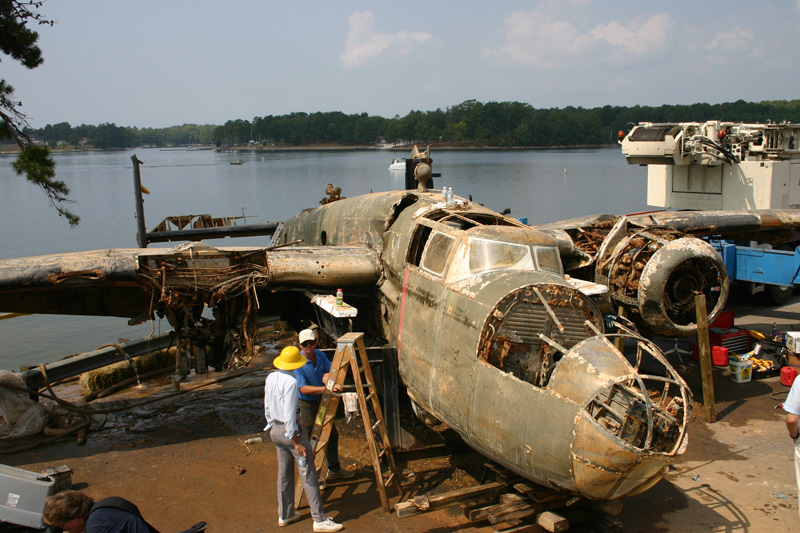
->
<box><xmin>282</xmin><ymin>190</ymin><xmax>690</xmax><ymax>500</ymax></box>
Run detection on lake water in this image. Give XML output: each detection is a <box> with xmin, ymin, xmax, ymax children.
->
<box><xmin>0</xmin><ymin>146</ymin><xmax>648</xmax><ymax>371</ymax></box>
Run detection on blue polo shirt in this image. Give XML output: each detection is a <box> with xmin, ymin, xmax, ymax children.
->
<box><xmin>294</xmin><ymin>349</ymin><xmax>332</xmax><ymax>401</ymax></box>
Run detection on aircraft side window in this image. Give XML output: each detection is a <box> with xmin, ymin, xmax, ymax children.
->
<box><xmin>407</xmin><ymin>225</ymin><xmax>433</xmax><ymax>266</ymax></box>
<box><xmin>421</xmin><ymin>232</ymin><xmax>455</xmax><ymax>276</ymax></box>
<box><xmin>534</xmin><ymin>246</ymin><xmax>563</xmax><ymax>275</ymax></box>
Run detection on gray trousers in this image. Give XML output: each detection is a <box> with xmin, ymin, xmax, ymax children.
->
<box><xmin>270</xmin><ymin>423</ymin><xmax>325</xmax><ymax>522</ymax></box>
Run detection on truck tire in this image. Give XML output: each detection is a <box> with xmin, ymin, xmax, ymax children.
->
<box><xmin>767</xmin><ymin>284</ymin><xmax>793</xmax><ymax>305</ymax></box>
<box><xmin>766</xmin><ymin>244</ymin><xmax>796</xmax><ymax>305</ymax></box>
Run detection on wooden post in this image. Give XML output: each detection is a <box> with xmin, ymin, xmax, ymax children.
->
<box><xmin>131</xmin><ymin>154</ymin><xmax>147</xmax><ymax>248</ymax></box>
<box><xmin>614</xmin><ymin>306</ymin><xmax>626</xmax><ymax>353</ymax></box>
<box><xmin>695</xmin><ymin>294</ymin><xmax>716</xmax><ymax>423</ymax></box>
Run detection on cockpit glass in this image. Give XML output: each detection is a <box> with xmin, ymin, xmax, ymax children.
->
<box><xmin>468</xmin><ymin>239</ymin><xmax>532</xmax><ymax>272</ymax></box>
<box><xmin>535</xmin><ymin>247</ymin><xmax>562</xmax><ymax>274</ymax></box>
<box><xmin>446</xmin><ymin>237</ymin><xmax>563</xmax><ymax>282</ymax></box>
<box><xmin>421</xmin><ymin>232</ymin><xmax>454</xmax><ymax>276</ymax></box>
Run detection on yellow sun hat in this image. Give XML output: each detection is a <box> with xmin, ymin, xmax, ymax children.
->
<box><xmin>273</xmin><ymin>346</ymin><xmax>307</xmax><ymax>370</ymax></box>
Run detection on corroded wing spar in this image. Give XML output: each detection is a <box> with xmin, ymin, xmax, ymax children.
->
<box><xmin>0</xmin><ymin>243</ymin><xmax>382</xmax><ymax>369</ymax></box>
<box><xmin>534</xmin><ymin>208</ymin><xmax>800</xmax><ymax>336</ymax></box>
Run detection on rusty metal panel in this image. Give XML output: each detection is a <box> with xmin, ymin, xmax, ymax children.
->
<box><xmin>547</xmin><ymin>339</ymin><xmax>630</xmax><ymax>405</ymax></box>
<box><xmin>468</xmin><ymin>361</ymin><xmax>578</xmax><ymax>492</ymax></box>
<box><xmin>268</xmin><ymin>247</ymin><xmax>381</xmax><ymax>286</ymax></box>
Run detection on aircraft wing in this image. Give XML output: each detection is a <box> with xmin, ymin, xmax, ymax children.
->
<box><xmin>0</xmin><ymin>242</ymin><xmax>382</xmax><ymax>320</ymax></box>
<box><xmin>536</xmin><ymin>208</ymin><xmax>800</xmax><ymax>240</ymax></box>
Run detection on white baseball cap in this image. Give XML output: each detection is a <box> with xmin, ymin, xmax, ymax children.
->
<box><xmin>298</xmin><ymin>329</ymin><xmax>316</xmax><ymax>344</ymax></box>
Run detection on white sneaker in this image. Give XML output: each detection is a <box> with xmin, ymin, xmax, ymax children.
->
<box><xmin>313</xmin><ymin>518</ymin><xmax>343</xmax><ymax>532</ymax></box>
<box><xmin>278</xmin><ymin>512</ymin><xmax>301</xmax><ymax>527</ymax></box>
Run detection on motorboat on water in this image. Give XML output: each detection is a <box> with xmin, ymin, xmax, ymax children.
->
<box><xmin>388</xmin><ymin>157</ymin><xmax>406</xmax><ymax>171</ymax></box>
<box><xmin>230</xmin><ymin>160</ymin><xmax>245</xmax><ymax>165</ymax></box>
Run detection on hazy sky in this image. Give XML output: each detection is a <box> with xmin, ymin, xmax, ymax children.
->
<box><xmin>5</xmin><ymin>0</ymin><xmax>800</xmax><ymax>129</ymax></box>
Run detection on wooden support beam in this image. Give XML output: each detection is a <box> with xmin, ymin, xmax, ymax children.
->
<box><xmin>614</xmin><ymin>305</ymin><xmax>626</xmax><ymax>353</ymax></box>
<box><xmin>489</xmin><ymin>504</ymin><xmax>536</xmax><ymax>525</ymax></box>
<box><xmin>536</xmin><ymin>510</ymin><xmax>569</xmax><ymax>532</ymax></box>
<box><xmin>395</xmin><ymin>482</ymin><xmax>506</xmax><ymax>518</ymax></box>
<box><xmin>696</xmin><ymin>294</ymin><xmax>716</xmax><ymax>423</ymax></box>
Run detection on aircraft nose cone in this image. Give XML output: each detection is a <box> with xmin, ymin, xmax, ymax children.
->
<box><xmin>545</xmin><ymin>335</ymin><xmax>690</xmax><ymax>500</ymax></box>
<box><xmin>571</xmin><ymin>412</ymin><xmax>670</xmax><ymax>499</ymax></box>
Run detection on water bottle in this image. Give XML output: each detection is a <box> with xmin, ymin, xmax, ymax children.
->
<box><xmin>297</xmin><ymin>455</ymin><xmax>308</xmax><ymax>476</ymax></box>
<box><xmin>244</xmin><ymin>436</ymin><xmax>262</xmax><ymax>445</ymax></box>
<box><xmin>441</xmin><ymin>187</ymin><xmax>447</xmax><ymax>201</ymax></box>
<box><xmin>771</xmin><ymin>322</ymin><xmax>778</xmax><ymax>339</ymax></box>
<box><xmin>336</xmin><ymin>288</ymin><xmax>343</xmax><ymax>306</ymax></box>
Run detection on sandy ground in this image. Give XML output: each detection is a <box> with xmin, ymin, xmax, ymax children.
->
<box><xmin>3</xmin><ymin>287</ymin><xmax>800</xmax><ymax>532</ymax></box>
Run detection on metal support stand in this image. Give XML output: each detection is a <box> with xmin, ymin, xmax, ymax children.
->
<box><xmin>663</xmin><ymin>338</ymin><xmax>691</xmax><ymax>365</ymax></box>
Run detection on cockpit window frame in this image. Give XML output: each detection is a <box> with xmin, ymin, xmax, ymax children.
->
<box><xmin>420</xmin><ymin>231</ymin><xmax>456</xmax><ymax>277</ymax></box>
<box><xmin>445</xmin><ymin>236</ymin><xmax>564</xmax><ymax>283</ymax></box>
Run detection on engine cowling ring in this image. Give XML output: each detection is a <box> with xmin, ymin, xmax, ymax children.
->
<box><xmin>636</xmin><ymin>237</ymin><xmax>729</xmax><ymax>337</ymax></box>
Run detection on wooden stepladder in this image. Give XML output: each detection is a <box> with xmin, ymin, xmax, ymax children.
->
<box><xmin>294</xmin><ymin>332</ymin><xmax>402</xmax><ymax>512</ymax></box>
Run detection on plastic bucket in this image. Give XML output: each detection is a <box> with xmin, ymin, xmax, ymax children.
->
<box><xmin>729</xmin><ymin>357</ymin><xmax>753</xmax><ymax>383</ymax></box>
<box><xmin>712</xmin><ymin>346</ymin><xmax>729</xmax><ymax>366</ymax></box>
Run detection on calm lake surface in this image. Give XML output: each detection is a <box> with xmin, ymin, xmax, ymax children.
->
<box><xmin>0</xmin><ymin>147</ymin><xmax>648</xmax><ymax>371</ymax></box>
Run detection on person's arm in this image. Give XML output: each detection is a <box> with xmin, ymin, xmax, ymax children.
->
<box><xmin>299</xmin><ymin>384</ymin><xmax>327</xmax><ymax>396</ymax></box>
<box><xmin>299</xmin><ymin>370</ymin><xmax>342</xmax><ymax>395</ymax></box>
<box><xmin>785</xmin><ymin>379</ymin><xmax>800</xmax><ymax>440</ymax></box>
<box><xmin>787</xmin><ymin>413</ymin><xmax>800</xmax><ymax>440</ymax></box>
<box><xmin>284</xmin><ymin>379</ymin><xmax>303</xmax><ymax>440</ymax></box>
<box><xmin>291</xmin><ymin>432</ymin><xmax>307</xmax><ymax>457</ymax></box>
<box><xmin>263</xmin><ymin>379</ymin><xmax>273</xmax><ymax>432</ymax></box>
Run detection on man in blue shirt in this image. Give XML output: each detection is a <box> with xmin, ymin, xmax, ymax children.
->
<box><xmin>294</xmin><ymin>329</ymin><xmax>354</xmax><ymax>481</ymax></box>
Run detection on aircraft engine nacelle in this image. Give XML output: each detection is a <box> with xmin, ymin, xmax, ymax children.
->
<box><xmin>595</xmin><ymin>226</ymin><xmax>729</xmax><ymax>337</ymax></box>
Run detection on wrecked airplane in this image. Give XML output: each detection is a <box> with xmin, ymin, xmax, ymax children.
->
<box><xmin>0</xmin><ymin>150</ymin><xmax>693</xmax><ymax>501</ymax></box>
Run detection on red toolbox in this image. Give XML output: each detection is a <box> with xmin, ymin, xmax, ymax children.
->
<box><xmin>709</xmin><ymin>329</ymin><xmax>750</xmax><ymax>354</ymax></box>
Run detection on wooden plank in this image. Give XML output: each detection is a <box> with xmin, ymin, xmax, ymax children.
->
<box><xmin>464</xmin><ymin>502</ymin><xmax>501</xmax><ymax>522</ymax></box>
<box><xmin>496</xmin><ymin>523</ymin><xmax>544</xmax><ymax>533</ymax></box>
<box><xmin>488</xmin><ymin>499</ymin><xmax>536</xmax><ymax>525</ymax></box>
<box><xmin>536</xmin><ymin>511</ymin><xmax>569</xmax><ymax>533</ymax></box>
<box><xmin>511</xmin><ymin>482</ymin><xmax>565</xmax><ymax>504</ymax></box>
<box><xmin>500</xmin><ymin>493</ymin><xmax>525</xmax><ymax>505</ymax></box>
<box><xmin>395</xmin><ymin>481</ymin><xmax>506</xmax><ymax>518</ymax></box>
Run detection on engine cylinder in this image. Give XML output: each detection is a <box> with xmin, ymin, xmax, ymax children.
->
<box><xmin>599</xmin><ymin>231</ymin><xmax>729</xmax><ymax>337</ymax></box>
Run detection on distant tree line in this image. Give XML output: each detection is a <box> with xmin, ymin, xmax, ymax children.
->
<box><xmin>25</xmin><ymin>99</ymin><xmax>800</xmax><ymax>150</ymax></box>
<box><xmin>28</xmin><ymin>122</ymin><xmax>217</xmax><ymax>149</ymax></box>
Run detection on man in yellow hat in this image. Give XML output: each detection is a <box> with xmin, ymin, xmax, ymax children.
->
<box><xmin>264</xmin><ymin>346</ymin><xmax>343</xmax><ymax>532</ymax></box>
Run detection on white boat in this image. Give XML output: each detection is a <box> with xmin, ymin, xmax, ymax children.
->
<box><xmin>388</xmin><ymin>157</ymin><xmax>406</xmax><ymax>171</ymax></box>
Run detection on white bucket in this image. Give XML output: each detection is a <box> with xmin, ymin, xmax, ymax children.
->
<box><xmin>729</xmin><ymin>357</ymin><xmax>753</xmax><ymax>383</ymax></box>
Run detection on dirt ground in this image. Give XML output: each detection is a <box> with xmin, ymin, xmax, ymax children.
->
<box><xmin>3</xmin><ymin>288</ymin><xmax>800</xmax><ymax>532</ymax></box>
